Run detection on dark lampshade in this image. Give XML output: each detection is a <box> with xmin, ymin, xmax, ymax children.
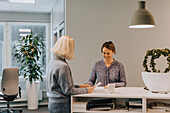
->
<box><xmin>129</xmin><ymin>1</ymin><xmax>156</xmax><ymax>28</ymax></box>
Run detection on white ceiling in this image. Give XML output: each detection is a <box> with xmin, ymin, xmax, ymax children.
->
<box><xmin>0</xmin><ymin>0</ymin><xmax>57</xmax><ymax>13</ymax></box>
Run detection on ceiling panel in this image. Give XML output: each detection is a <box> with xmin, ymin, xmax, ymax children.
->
<box><xmin>0</xmin><ymin>0</ymin><xmax>56</xmax><ymax>13</ymax></box>
<box><xmin>11</xmin><ymin>3</ymin><xmax>34</xmax><ymax>12</ymax></box>
<box><xmin>0</xmin><ymin>2</ymin><xmax>11</xmax><ymax>11</ymax></box>
<box><xmin>10</xmin><ymin>3</ymin><xmax>35</xmax><ymax>8</ymax></box>
<box><xmin>36</xmin><ymin>0</ymin><xmax>55</xmax><ymax>4</ymax></box>
<box><xmin>34</xmin><ymin>4</ymin><xmax>51</xmax><ymax>12</ymax></box>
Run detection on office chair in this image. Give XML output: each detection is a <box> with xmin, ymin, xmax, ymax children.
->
<box><xmin>0</xmin><ymin>68</ymin><xmax>22</xmax><ymax>113</ymax></box>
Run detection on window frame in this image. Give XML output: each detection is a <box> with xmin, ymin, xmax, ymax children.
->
<box><xmin>0</xmin><ymin>22</ymin><xmax>5</xmax><ymax>75</ymax></box>
<box><xmin>0</xmin><ymin>22</ymin><xmax>50</xmax><ymax>77</ymax></box>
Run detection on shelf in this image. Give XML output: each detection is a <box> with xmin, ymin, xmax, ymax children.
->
<box><xmin>71</xmin><ymin>87</ymin><xmax>170</xmax><ymax>113</ymax></box>
<box><xmin>73</xmin><ymin>109</ymin><xmax>141</xmax><ymax>113</ymax></box>
<box><xmin>73</xmin><ymin>101</ymin><xmax>142</xmax><ymax>113</ymax></box>
<box><xmin>147</xmin><ymin>111</ymin><xmax>169</xmax><ymax>113</ymax></box>
<box><xmin>73</xmin><ymin>110</ymin><xmax>141</xmax><ymax>113</ymax></box>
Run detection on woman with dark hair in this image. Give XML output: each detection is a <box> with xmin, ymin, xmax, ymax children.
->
<box><xmin>84</xmin><ymin>41</ymin><xmax>127</xmax><ymax>88</ymax></box>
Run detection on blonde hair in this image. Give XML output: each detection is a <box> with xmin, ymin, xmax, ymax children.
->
<box><xmin>51</xmin><ymin>35</ymin><xmax>75</xmax><ymax>60</ymax></box>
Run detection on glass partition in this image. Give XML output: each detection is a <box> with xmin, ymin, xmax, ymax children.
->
<box><xmin>0</xmin><ymin>24</ymin><xmax>4</xmax><ymax>76</ymax></box>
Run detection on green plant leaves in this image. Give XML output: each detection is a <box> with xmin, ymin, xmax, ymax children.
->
<box><xmin>12</xmin><ymin>30</ymin><xmax>45</xmax><ymax>83</ymax></box>
<box><xmin>143</xmin><ymin>48</ymin><xmax>170</xmax><ymax>73</ymax></box>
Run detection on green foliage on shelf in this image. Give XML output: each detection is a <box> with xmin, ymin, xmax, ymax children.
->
<box><xmin>13</xmin><ymin>31</ymin><xmax>45</xmax><ymax>83</ymax></box>
<box><xmin>143</xmin><ymin>48</ymin><xmax>170</xmax><ymax>73</ymax></box>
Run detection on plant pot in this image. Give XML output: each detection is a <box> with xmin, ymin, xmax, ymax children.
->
<box><xmin>142</xmin><ymin>72</ymin><xmax>170</xmax><ymax>92</ymax></box>
<box><xmin>26</xmin><ymin>81</ymin><xmax>40</xmax><ymax>110</ymax></box>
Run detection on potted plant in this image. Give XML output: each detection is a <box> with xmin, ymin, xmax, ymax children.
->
<box><xmin>142</xmin><ymin>48</ymin><xmax>170</xmax><ymax>92</ymax></box>
<box><xmin>13</xmin><ymin>31</ymin><xmax>45</xmax><ymax>109</ymax></box>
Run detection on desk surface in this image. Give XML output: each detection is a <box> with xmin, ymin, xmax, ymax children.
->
<box><xmin>72</xmin><ymin>87</ymin><xmax>170</xmax><ymax>99</ymax></box>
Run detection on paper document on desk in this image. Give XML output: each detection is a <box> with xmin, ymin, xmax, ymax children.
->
<box><xmin>93</xmin><ymin>87</ymin><xmax>109</xmax><ymax>94</ymax></box>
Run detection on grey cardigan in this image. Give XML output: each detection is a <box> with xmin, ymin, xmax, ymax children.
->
<box><xmin>46</xmin><ymin>57</ymin><xmax>88</xmax><ymax>103</ymax></box>
<box><xmin>87</xmin><ymin>59</ymin><xmax>127</xmax><ymax>87</ymax></box>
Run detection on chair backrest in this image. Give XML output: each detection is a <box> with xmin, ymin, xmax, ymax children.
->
<box><xmin>1</xmin><ymin>68</ymin><xmax>19</xmax><ymax>96</ymax></box>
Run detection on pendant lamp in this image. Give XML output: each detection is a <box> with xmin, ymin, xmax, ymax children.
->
<box><xmin>129</xmin><ymin>1</ymin><xmax>156</xmax><ymax>28</ymax></box>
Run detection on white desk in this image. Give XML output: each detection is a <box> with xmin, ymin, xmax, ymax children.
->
<box><xmin>71</xmin><ymin>87</ymin><xmax>170</xmax><ymax>113</ymax></box>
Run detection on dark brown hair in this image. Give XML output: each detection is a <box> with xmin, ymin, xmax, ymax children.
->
<box><xmin>101</xmin><ymin>41</ymin><xmax>116</xmax><ymax>53</ymax></box>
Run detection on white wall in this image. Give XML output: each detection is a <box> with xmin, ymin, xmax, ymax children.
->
<box><xmin>65</xmin><ymin>0</ymin><xmax>170</xmax><ymax>87</ymax></box>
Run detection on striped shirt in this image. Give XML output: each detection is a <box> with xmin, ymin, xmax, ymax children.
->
<box><xmin>87</xmin><ymin>59</ymin><xmax>127</xmax><ymax>87</ymax></box>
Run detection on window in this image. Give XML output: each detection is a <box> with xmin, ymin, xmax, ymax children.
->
<box><xmin>0</xmin><ymin>24</ymin><xmax>4</xmax><ymax>75</ymax></box>
<box><xmin>0</xmin><ymin>22</ymin><xmax>49</xmax><ymax>76</ymax></box>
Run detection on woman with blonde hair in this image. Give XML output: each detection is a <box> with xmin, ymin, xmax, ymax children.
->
<box><xmin>46</xmin><ymin>35</ymin><xmax>94</xmax><ymax>113</ymax></box>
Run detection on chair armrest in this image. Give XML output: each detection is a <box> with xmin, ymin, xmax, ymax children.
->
<box><xmin>19</xmin><ymin>86</ymin><xmax>21</xmax><ymax>98</ymax></box>
<box><xmin>0</xmin><ymin>93</ymin><xmax>3</xmax><ymax>97</ymax></box>
<box><xmin>0</xmin><ymin>92</ymin><xmax>4</xmax><ymax>100</ymax></box>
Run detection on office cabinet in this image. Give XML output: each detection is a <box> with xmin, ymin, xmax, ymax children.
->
<box><xmin>71</xmin><ymin>87</ymin><xmax>170</xmax><ymax>113</ymax></box>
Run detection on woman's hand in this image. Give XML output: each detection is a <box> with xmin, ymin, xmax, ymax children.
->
<box><xmin>79</xmin><ymin>84</ymin><xmax>91</xmax><ymax>88</ymax></box>
<box><xmin>104</xmin><ymin>85</ymin><xmax>108</xmax><ymax>89</ymax></box>
<box><xmin>87</xmin><ymin>87</ymin><xmax>95</xmax><ymax>93</ymax></box>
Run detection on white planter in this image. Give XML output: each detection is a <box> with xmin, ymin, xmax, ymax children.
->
<box><xmin>26</xmin><ymin>81</ymin><xmax>40</xmax><ymax>110</ymax></box>
<box><xmin>142</xmin><ymin>72</ymin><xmax>170</xmax><ymax>92</ymax></box>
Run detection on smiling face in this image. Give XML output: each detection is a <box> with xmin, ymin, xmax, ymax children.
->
<box><xmin>102</xmin><ymin>47</ymin><xmax>114</xmax><ymax>62</ymax></box>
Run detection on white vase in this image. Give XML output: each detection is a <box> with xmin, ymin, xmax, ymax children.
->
<box><xmin>26</xmin><ymin>81</ymin><xmax>40</xmax><ymax>110</ymax></box>
<box><xmin>142</xmin><ymin>72</ymin><xmax>170</xmax><ymax>92</ymax></box>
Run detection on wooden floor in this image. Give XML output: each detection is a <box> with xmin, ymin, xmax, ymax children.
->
<box><xmin>23</xmin><ymin>105</ymin><xmax>49</xmax><ymax>113</ymax></box>
<box><xmin>0</xmin><ymin>105</ymin><xmax>49</xmax><ymax>113</ymax></box>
